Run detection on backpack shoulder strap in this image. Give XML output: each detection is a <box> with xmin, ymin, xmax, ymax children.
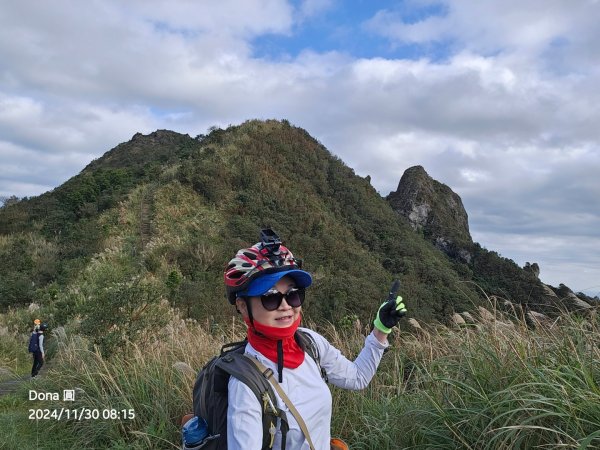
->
<box><xmin>296</xmin><ymin>330</ymin><xmax>328</xmax><ymax>382</ymax></box>
<box><xmin>220</xmin><ymin>340</ymin><xmax>248</xmax><ymax>355</ymax></box>
<box><xmin>215</xmin><ymin>352</ymin><xmax>273</xmax><ymax>402</ymax></box>
<box><xmin>216</xmin><ymin>352</ymin><xmax>290</xmax><ymax>450</ymax></box>
<box><xmin>246</xmin><ymin>355</ymin><xmax>316</xmax><ymax>450</ymax></box>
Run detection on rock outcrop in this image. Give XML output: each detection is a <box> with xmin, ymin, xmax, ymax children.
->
<box><xmin>523</xmin><ymin>262</ymin><xmax>540</xmax><ymax>278</ymax></box>
<box><xmin>386</xmin><ymin>166</ymin><xmax>473</xmax><ymax>263</ymax></box>
<box><xmin>384</xmin><ymin>165</ymin><xmax>597</xmax><ymax>318</ymax></box>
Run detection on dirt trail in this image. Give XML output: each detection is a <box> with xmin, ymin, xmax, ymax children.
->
<box><xmin>0</xmin><ymin>375</ymin><xmax>31</xmax><ymax>396</ymax></box>
<box><xmin>0</xmin><ymin>362</ymin><xmax>50</xmax><ymax>397</ymax></box>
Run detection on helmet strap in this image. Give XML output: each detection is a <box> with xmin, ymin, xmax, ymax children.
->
<box><xmin>245</xmin><ymin>298</ymin><xmax>255</xmax><ymax>327</ymax></box>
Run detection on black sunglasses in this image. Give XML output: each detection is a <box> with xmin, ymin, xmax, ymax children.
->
<box><xmin>260</xmin><ymin>287</ymin><xmax>305</xmax><ymax>311</ymax></box>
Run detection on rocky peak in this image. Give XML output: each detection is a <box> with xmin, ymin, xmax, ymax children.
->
<box><xmin>83</xmin><ymin>130</ymin><xmax>195</xmax><ymax>173</ymax></box>
<box><xmin>386</xmin><ymin>166</ymin><xmax>473</xmax><ymax>262</ymax></box>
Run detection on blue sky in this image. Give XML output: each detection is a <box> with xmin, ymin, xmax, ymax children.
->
<box><xmin>253</xmin><ymin>1</ymin><xmax>451</xmax><ymax>61</ymax></box>
<box><xmin>0</xmin><ymin>0</ymin><xmax>599</xmax><ymax>297</ymax></box>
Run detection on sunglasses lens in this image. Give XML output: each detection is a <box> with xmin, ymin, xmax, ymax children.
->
<box><xmin>260</xmin><ymin>288</ymin><xmax>305</xmax><ymax>311</ymax></box>
<box><xmin>286</xmin><ymin>289</ymin><xmax>304</xmax><ymax>307</ymax></box>
<box><xmin>261</xmin><ymin>292</ymin><xmax>283</xmax><ymax>311</ymax></box>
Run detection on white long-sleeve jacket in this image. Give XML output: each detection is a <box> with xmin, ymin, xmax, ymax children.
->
<box><xmin>227</xmin><ymin>328</ymin><xmax>388</xmax><ymax>450</ymax></box>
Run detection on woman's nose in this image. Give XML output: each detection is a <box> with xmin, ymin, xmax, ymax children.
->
<box><xmin>278</xmin><ymin>296</ymin><xmax>293</xmax><ymax>310</ymax></box>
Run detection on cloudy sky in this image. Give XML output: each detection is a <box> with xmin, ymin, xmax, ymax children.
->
<box><xmin>1</xmin><ymin>0</ymin><xmax>598</xmax><ymax>296</ymax></box>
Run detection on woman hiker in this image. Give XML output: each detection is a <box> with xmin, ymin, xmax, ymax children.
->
<box><xmin>223</xmin><ymin>231</ymin><xmax>407</xmax><ymax>449</ymax></box>
<box><xmin>29</xmin><ymin>321</ymin><xmax>47</xmax><ymax>377</ymax></box>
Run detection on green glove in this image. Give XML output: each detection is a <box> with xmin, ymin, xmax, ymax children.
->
<box><xmin>374</xmin><ymin>296</ymin><xmax>407</xmax><ymax>334</ymax></box>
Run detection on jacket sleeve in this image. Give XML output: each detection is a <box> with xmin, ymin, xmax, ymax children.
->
<box><xmin>227</xmin><ymin>376</ymin><xmax>264</xmax><ymax>450</ymax></box>
<box><xmin>304</xmin><ymin>329</ymin><xmax>388</xmax><ymax>390</ymax></box>
<box><xmin>39</xmin><ymin>335</ymin><xmax>45</xmax><ymax>354</ymax></box>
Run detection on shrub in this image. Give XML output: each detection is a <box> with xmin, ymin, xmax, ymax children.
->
<box><xmin>80</xmin><ymin>278</ymin><xmax>169</xmax><ymax>356</ymax></box>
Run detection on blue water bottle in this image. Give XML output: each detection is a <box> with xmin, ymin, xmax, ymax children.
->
<box><xmin>182</xmin><ymin>415</ymin><xmax>208</xmax><ymax>449</ymax></box>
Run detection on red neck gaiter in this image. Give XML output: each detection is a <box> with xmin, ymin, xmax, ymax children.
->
<box><xmin>245</xmin><ymin>315</ymin><xmax>305</xmax><ymax>369</ymax></box>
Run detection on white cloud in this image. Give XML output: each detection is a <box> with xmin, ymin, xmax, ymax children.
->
<box><xmin>297</xmin><ymin>0</ymin><xmax>336</xmax><ymax>20</ymax></box>
<box><xmin>0</xmin><ymin>0</ymin><xmax>295</xmax><ymax>108</ymax></box>
<box><xmin>366</xmin><ymin>1</ymin><xmax>594</xmax><ymax>57</ymax></box>
<box><xmin>0</xmin><ymin>92</ymin><xmax>158</xmax><ymax>196</ymax></box>
<box><xmin>366</xmin><ymin>10</ymin><xmax>452</xmax><ymax>45</ymax></box>
<box><xmin>131</xmin><ymin>0</ymin><xmax>295</xmax><ymax>36</ymax></box>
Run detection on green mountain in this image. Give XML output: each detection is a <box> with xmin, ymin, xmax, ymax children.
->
<box><xmin>0</xmin><ymin>120</ymin><xmax>592</xmax><ymax>338</ymax></box>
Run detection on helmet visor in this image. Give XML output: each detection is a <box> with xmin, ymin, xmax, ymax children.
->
<box><xmin>241</xmin><ymin>269</ymin><xmax>312</xmax><ymax>297</ymax></box>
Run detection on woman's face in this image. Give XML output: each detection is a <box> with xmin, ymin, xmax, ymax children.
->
<box><xmin>237</xmin><ymin>276</ymin><xmax>301</xmax><ymax>328</ymax></box>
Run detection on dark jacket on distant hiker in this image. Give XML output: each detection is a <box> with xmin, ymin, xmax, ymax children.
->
<box><xmin>30</xmin><ymin>331</ymin><xmax>45</xmax><ymax>377</ymax></box>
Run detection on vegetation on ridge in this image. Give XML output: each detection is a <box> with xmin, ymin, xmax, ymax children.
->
<box><xmin>0</xmin><ymin>120</ymin><xmax>490</xmax><ymax>334</ymax></box>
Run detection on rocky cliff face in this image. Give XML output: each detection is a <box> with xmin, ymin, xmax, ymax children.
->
<box><xmin>385</xmin><ymin>165</ymin><xmax>597</xmax><ymax>315</ymax></box>
<box><xmin>386</xmin><ymin>166</ymin><xmax>473</xmax><ymax>262</ymax></box>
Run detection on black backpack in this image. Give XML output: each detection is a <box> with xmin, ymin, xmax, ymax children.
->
<box><xmin>28</xmin><ymin>332</ymin><xmax>40</xmax><ymax>353</ymax></box>
<box><xmin>189</xmin><ymin>330</ymin><xmax>325</xmax><ymax>450</ymax></box>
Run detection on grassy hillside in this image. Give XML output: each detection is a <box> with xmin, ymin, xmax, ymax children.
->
<box><xmin>0</xmin><ymin>120</ymin><xmax>488</xmax><ymax>339</ymax></box>
<box><xmin>2</xmin><ymin>118</ymin><xmax>591</xmax><ymax>357</ymax></box>
<box><xmin>0</xmin><ymin>130</ymin><xmax>202</xmax><ymax>310</ymax></box>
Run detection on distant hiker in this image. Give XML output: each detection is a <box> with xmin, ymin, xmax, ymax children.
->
<box><xmin>191</xmin><ymin>229</ymin><xmax>407</xmax><ymax>450</ymax></box>
<box><xmin>29</xmin><ymin>322</ymin><xmax>47</xmax><ymax>377</ymax></box>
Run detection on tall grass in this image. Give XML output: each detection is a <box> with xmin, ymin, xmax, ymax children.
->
<box><xmin>0</xmin><ymin>333</ymin><xmax>28</xmax><ymax>382</ymax></box>
<box><xmin>0</xmin><ymin>309</ymin><xmax>39</xmax><ymax>381</ymax></box>
<box><xmin>329</xmin><ymin>306</ymin><xmax>600</xmax><ymax>449</ymax></box>
<box><xmin>28</xmin><ymin>318</ymin><xmax>233</xmax><ymax>449</ymax></box>
<box><xmin>2</xmin><ymin>304</ymin><xmax>598</xmax><ymax>449</ymax></box>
